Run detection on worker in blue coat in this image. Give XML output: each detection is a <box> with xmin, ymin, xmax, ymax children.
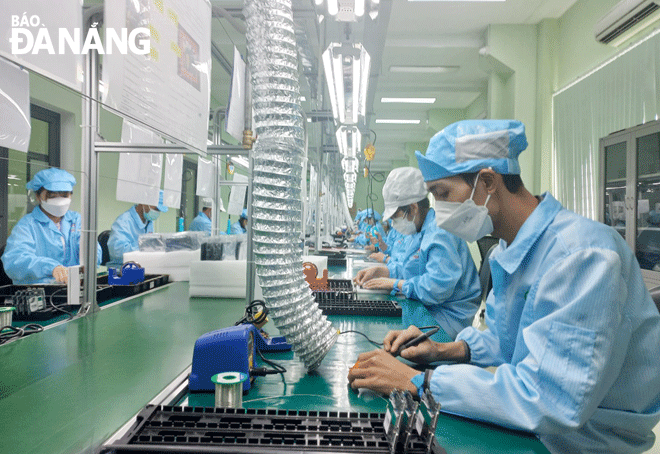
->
<box><xmin>348</xmin><ymin>120</ymin><xmax>660</xmax><ymax>454</ymax></box>
<box><xmin>189</xmin><ymin>198</ymin><xmax>225</xmax><ymax>235</ymax></box>
<box><xmin>1</xmin><ymin>168</ymin><xmax>101</xmax><ymax>284</ymax></box>
<box><xmin>107</xmin><ymin>190</ymin><xmax>168</xmax><ymax>267</ymax></box>
<box><xmin>230</xmin><ymin>208</ymin><xmax>248</xmax><ymax>234</ymax></box>
<box><xmin>354</xmin><ymin>167</ymin><xmax>481</xmax><ymax>342</ymax></box>
<box><xmin>367</xmin><ymin>220</ymin><xmax>410</xmax><ymax>264</ymax></box>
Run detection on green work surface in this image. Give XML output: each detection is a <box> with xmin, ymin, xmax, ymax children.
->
<box><xmin>180</xmin><ymin>314</ymin><xmax>548</xmax><ymax>453</ymax></box>
<box><xmin>0</xmin><ymin>280</ymin><xmax>549</xmax><ymax>454</ymax></box>
<box><xmin>0</xmin><ymin>282</ymin><xmax>247</xmax><ymax>454</ymax></box>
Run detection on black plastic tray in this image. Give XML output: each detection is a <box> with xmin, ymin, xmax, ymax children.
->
<box><xmin>317</xmin><ymin>299</ymin><xmax>402</xmax><ymax>317</ymax></box>
<box><xmin>313</xmin><ymin>279</ymin><xmax>356</xmax><ymax>303</ymax></box>
<box><xmin>100</xmin><ymin>405</ymin><xmax>443</xmax><ymax>453</ymax></box>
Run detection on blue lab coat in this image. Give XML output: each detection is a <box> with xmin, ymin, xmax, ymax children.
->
<box><xmin>2</xmin><ymin>206</ymin><xmax>101</xmax><ymax>284</ymax></box>
<box><xmin>387</xmin><ymin>208</ymin><xmax>481</xmax><ymax>340</ymax></box>
<box><xmin>421</xmin><ymin>193</ymin><xmax>660</xmax><ymax>453</ymax></box>
<box><xmin>189</xmin><ymin>212</ymin><xmax>212</xmax><ymax>234</ymax></box>
<box><xmin>107</xmin><ymin>206</ymin><xmax>153</xmax><ymax>267</ymax></box>
<box><xmin>230</xmin><ymin>221</ymin><xmax>246</xmax><ymax>235</ymax></box>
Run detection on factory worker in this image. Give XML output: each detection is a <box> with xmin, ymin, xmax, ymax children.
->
<box><xmin>367</xmin><ymin>220</ymin><xmax>410</xmax><ymax>264</ymax></box>
<box><xmin>2</xmin><ymin>168</ymin><xmax>101</xmax><ymax>284</ymax></box>
<box><xmin>348</xmin><ymin>120</ymin><xmax>660</xmax><ymax>454</ymax></box>
<box><xmin>354</xmin><ymin>215</ymin><xmax>384</xmax><ymax>247</ymax></box>
<box><xmin>354</xmin><ymin>167</ymin><xmax>481</xmax><ymax>342</ymax></box>
<box><xmin>107</xmin><ymin>191</ymin><xmax>168</xmax><ymax>267</ymax></box>
<box><xmin>230</xmin><ymin>208</ymin><xmax>248</xmax><ymax>234</ymax></box>
<box><xmin>189</xmin><ymin>198</ymin><xmax>225</xmax><ymax>234</ymax></box>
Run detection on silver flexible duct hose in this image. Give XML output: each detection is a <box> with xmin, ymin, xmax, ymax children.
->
<box><xmin>244</xmin><ymin>0</ymin><xmax>337</xmax><ymax>370</ymax></box>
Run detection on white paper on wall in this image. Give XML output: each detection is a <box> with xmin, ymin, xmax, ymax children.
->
<box><xmin>227</xmin><ymin>173</ymin><xmax>247</xmax><ymax>216</ymax></box>
<box><xmin>1</xmin><ymin>0</ymin><xmax>83</xmax><ymax>91</ymax></box>
<box><xmin>225</xmin><ymin>46</ymin><xmax>245</xmax><ymax>142</ymax></box>
<box><xmin>0</xmin><ymin>59</ymin><xmax>31</xmax><ymax>152</ymax></box>
<box><xmin>163</xmin><ymin>153</ymin><xmax>183</xmax><ymax>207</ymax></box>
<box><xmin>116</xmin><ymin>152</ymin><xmax>162</xmax><ymax>206</ymax></box>
<box><xmin>102</xmin><ymin>0</ymin><xmax>212</xmax><ymax>153</ymax></box>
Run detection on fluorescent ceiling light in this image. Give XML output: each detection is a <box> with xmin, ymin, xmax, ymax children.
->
<box><xmin>390</xmin><ymin>65</ymin><xmax>459</xmax><ymax>73</ymax></box>
<box><xmin>322</xmin><ymin>43</ymin><xmax>371</xmax><ymax>125</ymax></box>
<box><xmin>375</xmin><ymin>119</ymin><xmax>421</xmax><ymax>124</ymax></box>
<box><xmin>381</xmin><ymin>97</ymin><xmax>436</xmax><ymax>103</ymax></box>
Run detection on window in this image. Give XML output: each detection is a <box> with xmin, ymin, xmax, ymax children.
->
<box><xmin>0</xmin><ymin>104</ymin><xmax>61</xmax><ymax>245</ymax></box>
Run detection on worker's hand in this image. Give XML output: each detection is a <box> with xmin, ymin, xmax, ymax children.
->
<box><xmin>53</xmin><ymin>265</ymin><xmax>68</xmax><ymax>284</ymax></box>
<box><xmin>362</xmin><ymin>277</ymin><xmax>397</xmax><ymax>290</ymax></box>
<box><xmin>348</xmin><ymin>349</ymin><xmax>419</xmax><ymax>396</ymax></box>
<box><xmin>353</xmin><ymin>266</ymin><xmax>389</xmax><ymax>286</ymax></box>
<box><xmin>368</xmin><ymin>252</ymin><xmax>386</xmax><ymax>263</ymax></box>
<box><xmin>383</xmin><ymin>326</ymin><xmax>440</xmax><ymax>363</ymax></box>
<box><xmin>365</xmin><ymin>244</ymin><xmax>376</xmax><ymax>253</ymax></box>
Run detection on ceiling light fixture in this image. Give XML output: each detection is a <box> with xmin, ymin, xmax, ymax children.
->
<box><xmin>336</xmin><ymin>125</ymin><xmax>362</xmax><ymax>158</ymax></box>
<box><xmin>375</xmin><ymin>119</ymin><xmax>421</xmax><ymax>124</ymax></box>
<box><xmin>381</xmin><ymin>97</ymin><xmax>436</xmax><ymax>103</ymax></box>
<box><xmin>315</xmin><ymin>0</ymin><xmax>380</xmax><ymax>21</ymax></box>
<box><xmin>390</xmin><ymin>65</ymin><xmax>459</xmax><ymax>73</ymax></box>
<box><xmin>322</xmin><ymin>43</ymin><xmax>371</xmax><ymax>125</ymax></box>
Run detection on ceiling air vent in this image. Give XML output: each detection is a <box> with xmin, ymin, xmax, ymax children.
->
<box><xmin>594</xmin><ymin>0</ymin><xmax>660</xmax><ymax>45</ymax></box>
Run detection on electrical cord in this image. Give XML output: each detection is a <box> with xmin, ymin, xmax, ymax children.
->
<box><xmin>339</xmin><ymin>326</ymin><xmax>438</xmax><ymax>349</ymax></box>
<box><xmin>49</xmin><ymin>288</ymin><xmax>74</xmax><ymax>320</ymax></box>
<box><xmin>235</xmin><ymin>299</ymin><xmax>269</xmax><ymax>326</ymax></box>
<box><xmin>252</xmin><ymin>348</ymin><xmax>287</xmax><ymax>378</ymax></box>
<box><xmin>0</xmin><ymin>323</ymin><xmax>44</xmax><ymax>345</ymax></box>
<box><xmin>339</xmin><ymin>330</ymin><xmax>383</xmax><ymax>347</ymax></box>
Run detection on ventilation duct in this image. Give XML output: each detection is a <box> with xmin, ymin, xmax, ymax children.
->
<box><xmin>244</xmin><ymin>0</ymin><xmax>338</xmax><ymax>370</ymax></box>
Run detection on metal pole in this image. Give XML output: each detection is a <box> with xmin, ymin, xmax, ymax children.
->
<box><xmin>244</xmin><ymin>64</ymin><xmax>256</xmax><ymax>304</ymax></box>
<box><xmin>315</xmin><ymin>154</ymin><xmax>322</xmax><ymax>251</ymax></box>
<box><xmin>79</xmin><ymin>16</ymin><xmax>101</xmax><ymax>315</ymax></box>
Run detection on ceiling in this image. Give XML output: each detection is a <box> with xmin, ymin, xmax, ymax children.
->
<box><xmin>208</xmin><ymin>0</ymin><xmax>580</xmax><ymax>172</ymax></box>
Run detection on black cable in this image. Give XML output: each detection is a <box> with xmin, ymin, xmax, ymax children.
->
<box><xmin>235</xmin><ymin>299</ymin><xmax>269</xmax><ymax>326</ymax></box>
<box><xmin>254</xmin><ymin>348</ymin><xmax>287</xmax><ymax>377</ymax></box>
<box><xmin>0</xmin><ymin>323</ymin><xmax>44</xmax><ymax>345</ymax></box>
<box><xmin>49</xmin><ymin>288</ymin><xmax>74</xmax><ymax>320</ymax></box>
<box><xmin>339</xmin><ymin>330</ymin><xmax>383</xmax><ymax>347</ymax></box>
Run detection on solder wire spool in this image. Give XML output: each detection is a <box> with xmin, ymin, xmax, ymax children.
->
<box><xmin>211</xmin><ymin>372</ymin><xmax>248</xmax><ymax>408</ymax></box>
<box><xmin>245</xmin><ymin>0</ymin><xmax>337</xmax><ymax>371</ymax></box>
<box><xmin>0</xmin><ymin>306</ymin><xmax>16</xmax><ymax>327</ymax></box>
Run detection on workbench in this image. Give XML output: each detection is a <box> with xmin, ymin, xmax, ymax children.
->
<box><xmin>0</xmin><ymin>278</ymin><xmax>549</xmax><ymax>454</ymax></box>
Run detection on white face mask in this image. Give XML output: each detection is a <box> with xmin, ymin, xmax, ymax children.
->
<box><xmin>41</xmin><ymin>196</ymin><xmax>71</xmax><ymax>218</ymax></box>
<box><xmin>391</xmin><ymin>210</ymin><xmax>417</xmax><ymax>236</ymax></box>
<box><xmin>434</xmin><ymin>174</ymin><xmax>493</xmax><ymax>242</ymax></box>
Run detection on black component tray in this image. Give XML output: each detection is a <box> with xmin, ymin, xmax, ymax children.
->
<box><xmin>317</xmin><ymin>299</ymin><xmax>402</xmax><ymax>317</ymax></box>
<box><xmin>1</xmin><ymin>274</ymin><xmax>169</xmax><ymax>321</ymax></box>
<box><xmin>101</xmin><ymin>405</ymin><xmax>444</xmax><ymax>454</ymax></box>
<box><xmin>313</xmin><ymin>279</ymin><xmax>356</xmax><ymax>303</ymax></box>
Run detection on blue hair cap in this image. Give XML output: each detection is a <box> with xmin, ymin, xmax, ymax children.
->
<box><xmin>416</xmin><ymin>119</ymin><xmax>528</xmax><ymax>181</ymax></box>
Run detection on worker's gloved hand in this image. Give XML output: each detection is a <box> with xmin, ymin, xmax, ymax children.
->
<box><xmin>362</xmin><ymin>277</ymin><xmax>397</xmax><ymax>290</ymax></box>
<box><xmin>53</xmin><ymin>265</ymin><xmax>68</xmax><ymax>284</ymax></box>
<box><xmin>365</xmin><ymin>244</ymin><xmax>376</xmax><ymax>253</ymax></box>
<box><xmin>353</xmin><ymin>266</ymin><xmax>389</xmax><ymax>286</ymax></box>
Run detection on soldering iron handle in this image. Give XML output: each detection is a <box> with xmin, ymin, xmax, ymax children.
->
<box><xmin>395</xmin><ymin>327</ymin><xmax>440</xmax><ymax>357</ymax></box>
